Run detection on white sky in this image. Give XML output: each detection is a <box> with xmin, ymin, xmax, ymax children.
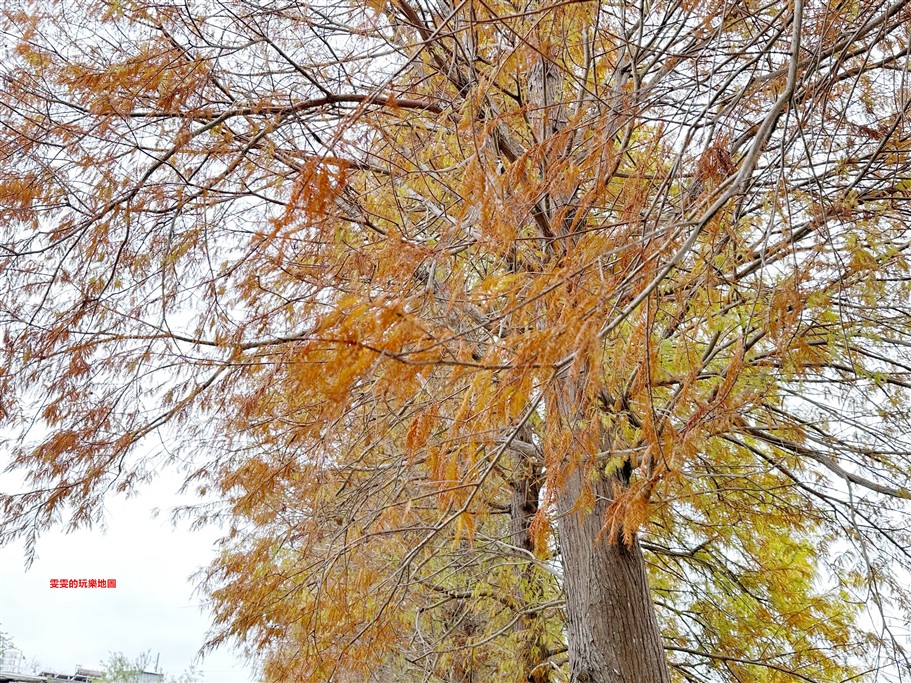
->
<box><xmin>0</xmin><ymin>468</ymin><xmax>258</xmax><ymax>683</ymax></box>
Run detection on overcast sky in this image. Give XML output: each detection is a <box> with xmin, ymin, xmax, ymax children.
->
<box><xmin>0</xmin><ymin>467</ymin><xmax>257</xmax><ymax>683</ymax></box>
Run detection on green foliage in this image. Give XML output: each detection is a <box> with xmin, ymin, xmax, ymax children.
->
<box><xmin>97</xmin><ymin>652</ymin><xmax>197</xmax><ymax>683</ymax></box>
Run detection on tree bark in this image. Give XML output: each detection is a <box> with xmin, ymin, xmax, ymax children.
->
<box><xmin>509</xmin><ymin>434</ymin><xmax>552</xmax><ymax>683</ymax></box>
<box><xmin>557</xmin><ymin>466</ymin><xmax>671</xmax><ymax>683</ymax></box>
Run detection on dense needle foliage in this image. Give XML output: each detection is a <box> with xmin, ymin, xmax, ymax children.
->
<box><xmin>3</xmin><ymin>0</ymin><xmax>911</xmax><ymax>680</ymax></box>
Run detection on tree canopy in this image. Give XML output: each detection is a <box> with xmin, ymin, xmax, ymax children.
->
<box><xmin>3</xmin><ymin>0</ymin><xmax>911</xmax><ymax>680</ymax></box>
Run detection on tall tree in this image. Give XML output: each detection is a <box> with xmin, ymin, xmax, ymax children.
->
<box><xmin>3</xmin><ymin>0</ymin><xmax>911</xmax><ymax>681</ymax></box>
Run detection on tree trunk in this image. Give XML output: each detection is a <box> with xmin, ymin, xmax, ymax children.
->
<box><xmin>557</xmin><ymin>466</ymin><xmax>671</xmax><ymax>683</ymax></box>
<box><xmin>509</xmin><ymin>432</ymin><xmax>552</xmax><ymax>683</ymax></box>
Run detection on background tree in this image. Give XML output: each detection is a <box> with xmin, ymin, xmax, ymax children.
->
<box><xmin>97</xmin><ymin>651</ymin><xmax>198</xmax><ymax>683</ymax></box>
<box><xmin>0</xmin><ymin>626</ymin><xmax>39</xmax><ymax>675</ymax></box>
<box><xmin>3</xmin><ymin>0</ymin><xmax>911</xmax><ymax>681</ymax></box>
<box><xmin>0</xmin><ymin>625</ymin><xmax>13</xmax><ymax>661</ymax></box>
